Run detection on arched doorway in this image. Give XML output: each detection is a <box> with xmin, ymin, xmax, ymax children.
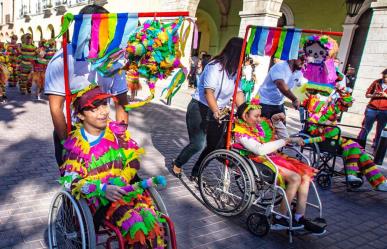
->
<box><xmin>19</xmin><ymin>28</ymin><xmax>25</xmax><ymax>41</ymax></box>
<box><xmin>195</xmin><ymin>9</ymin><xmax>219</xmax><ymax>56</ymax></box>
<box><xmin>346</xmin><ymin>8</ymin><xmax>373</xmax><ymax>84</ymax></box>
<box><xmin>27</xmin><ymin>27</ymin><xmax>34</xmax><ymax>40</ymax></box>
<box><xmin>36</xmin><ymin>26</ymin><xmax>43</xmax><ymax>42</ymax></box>
<box><xmin>47</xmin><ymin>24</ymin><xmax>55</xmax><ymax>39</ymax></box>
<box><xmin>278</xmin><ymin>3</ymin><xmax>294</xmax><ymax>28</ymax></box>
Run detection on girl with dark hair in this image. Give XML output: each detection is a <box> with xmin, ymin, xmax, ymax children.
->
<box><xmin>171</xmin><ymin>37</ymin><xmax>245</xmax><ymax>179</ymax></box>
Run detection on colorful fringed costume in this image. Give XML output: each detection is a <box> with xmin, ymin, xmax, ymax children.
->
<box><xmin>31</xmin><ymin>42</ymin><xmax>48</xmax><ymax>89</ymax></box>
<box><xmin>0</xmin><ymin>50</ymin><xmax>9</xmax><ymax>98</ymax></box>
<box><xmin>302</xmin><ymin>93</ymin><xmax>386</xmax><ymax>188</ymax></box>
<box><xmin>43</xmin><ymin>40</ymin><xmax>56</xmax><ymax>61</ymax></box>
<box><xmin>19</xmin><ymin>37</ymin><xmax>36</xmax><ymax>94</ymax></box>
<box><xmin>60</xmin><ymin>121</ymin><xmax>167</xmax><ymax>248</ymax></box>
<box><xmin>233</xmin><ymin>118</ymin><xmax>315</xmax><ymax>188</ymax></box>
<box><xmin>6</xmin><ymin>42</ymin><xmax>19</xmax><ymax>87</ymax></box>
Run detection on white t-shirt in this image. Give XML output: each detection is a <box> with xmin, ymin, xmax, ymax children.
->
<box><xmin>44</xmin><ymin>44</ymin><xmax>127</xmax><ymax>96</ymax></box>
<box><xmin>259</xmin><ymin>61</ymin><xmax>303</xmax><ymax>105</ymax></box>
<box><xmin>192</xmin><ymin>62</ymin><xmax>241</xmax><ymax>108</ymax></box>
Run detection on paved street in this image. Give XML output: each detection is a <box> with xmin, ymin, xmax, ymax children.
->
<box><xmin>1</xmin><ymin>86</ymin><xmax>387</xmax><ymax>249</ymax></box>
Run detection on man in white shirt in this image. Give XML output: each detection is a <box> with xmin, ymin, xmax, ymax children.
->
<box><xmin>258</xmin><ymin>57</ymin><xmax>305</xmax><ymax>119</ymax></box>
<box><xmin>45</xmin><ymin>4</ymin><xmax>128</xmax><ymax>165</ymax></box>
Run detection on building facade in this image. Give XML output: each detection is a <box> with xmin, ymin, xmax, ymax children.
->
<box><xmin>0</xmin><ymin>0</ymin><xmax>16</xmax><ymax>41</ymax></box>
<box><xmin>4</xmin><ymin>0</ymin><xmax>387</xmax><ymax>114</ymax></box>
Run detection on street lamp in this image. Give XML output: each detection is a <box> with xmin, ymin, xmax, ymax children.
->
<box><xmin>345</xmin><ymin>0</ymin><xmax>366</xmax><ymax>17</ymax></box>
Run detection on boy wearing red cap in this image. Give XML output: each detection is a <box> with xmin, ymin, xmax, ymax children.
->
<box><xmin>61</xmin><ymin>84</ymin><xmax>167</xmax><ymax>247</ymax></box>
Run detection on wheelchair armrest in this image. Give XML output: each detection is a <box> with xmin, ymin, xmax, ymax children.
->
<box><xmin>304</xmin><ymin>121</ymin><xmax>342</xmax><ymax>140</ymax></box>
<box><xmin>282</xmin><ymin>145</ymin><xmax>312</xmax><ymax>166</ymax></box>
<box><xmin>336</xmin><ymin>123</ymin><xmax>362</xmax><ymax>130</ymax></box>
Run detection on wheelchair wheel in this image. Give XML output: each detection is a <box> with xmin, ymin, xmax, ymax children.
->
<box><xmin>198</xmin><ymin>149</ymin><xmax>255</xmax><ymax>217</ymax></box>
<box><xmin>247</xmin><ymin>213</ymin><xmax>270</xmax><ymax>237</ymax></box>
<box><xmin>147</xmin><ymin>188</ymin><xmax>174</xmax><ymax>249</ymax></box>
<box><xmin>316</xmin><ymin>172</ymin><xmax>332</xmax><ymax>190</ymax></box>
<box><xmin>252</xmin><ymin>163</ymin><xmax>283</xmax><ymax>207</ymax></box>
<box><xmin>292</xmin><ymin>133</ymin><xmax>320</xmax><ymax>168</ymax></box>
<box><xmin>48</xmin><ymin>190</ymin><xmax>96</xmax><ymax>249</ymax></box>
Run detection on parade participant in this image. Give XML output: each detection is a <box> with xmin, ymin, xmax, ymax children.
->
<box><xmin>303</xmin><ymin>88</ymin><xmax>387</xmax><ymax>191</ymax></box>
<box><xmin>31</xmin><ymin>39</ymin><xmax>48</xmax><ymax>100</ymax></box>
<box><xmin>241</xmin><ymin>57</ymin><xmax>256</xmax><ymax>101</ymax></box>
<box><xmin>45</xmin><ymin>4</ymin><xmax>128</xmax><ymax>166</ymax></box>
<box><xmin>258</xmin><ymin>54</ymin><xmax>305</xmax><ymax>119</ymax></box>
<box><xmin>19</xmin><ymin>33</ymin><xmax>36</xmax><ymax>94</ymax></box>
<box><xmin>0</xmin><ymin>43</ymin><xmax>9</xmax><ymax>103</ymax></box>
<box><xmin>60</xmin><ymin>84</ymin><xmax>167</xmax><ymax>247</ymax></box>
<box><xmin>357</xmin><ymin>69</ymin><xmax>387</xmax><ymax>149</ymax></box>
<box><xmin>43</xmin><ymin>39</ymin><xmax>57</xmax><ymax>61</ymax></box>
<box><xmin>171</xmin><ymin>37</ymin><xmax>245</xmax><ymax>180</ymax></box>
<box><xmin>126</xmin><ymin>63</ymin><xmax>141</xmax><ymax>101</ymax></box>
<box><xmin>234</xmin><ymin>99</ymin><xmax>325</xmax><ymax>233</ymax></box>
<box><xmin>6</xmin><ymin>35</ymin><xmax>19</xmax><ymax>88</ymax></box>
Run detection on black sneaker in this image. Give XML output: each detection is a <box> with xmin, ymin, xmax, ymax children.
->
<box><xmin>272</xmin><ymin>216</ymin><xmax>303</xmax><ymax>230</ymax></box>
<box><xmin>298</xmin><ymin>217</ymin><xmax>327</xmax><ymax>235</ymax></box>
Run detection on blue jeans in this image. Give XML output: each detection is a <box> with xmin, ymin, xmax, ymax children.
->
<box><xmin>174</xmin><ymin>99</ymin><xmax>209</xmax><ymax>168</ymax></box>
<box><xmin>358</xmin><ymin>107</ymin><xmax>387</xmax><ymax>148</ymax></box>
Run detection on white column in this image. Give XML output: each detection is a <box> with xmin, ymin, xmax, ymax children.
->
<box><xmin>337</xmin><ymin>23</ymin><xmax>358</xmax><ymax>72</ymax></box>
<box><xmin>351</xmin><ymin>0</ymin><xmax>387</xmax><ymax>114</ymax></box>
<box><xmin>239</xmin><ymin>0</ymin><xmax>283</xmax><ymax>95</ymax></box>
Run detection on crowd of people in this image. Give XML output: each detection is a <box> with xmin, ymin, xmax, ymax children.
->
<box><xmin>0</xmin><ymin>34</ymin><xmax>57</xmax><ymax>102</ymax></box>
<box><xmin>0</xmin><ymin>3</ymin><xmax>385</xmax><ymax>246</ymax></box>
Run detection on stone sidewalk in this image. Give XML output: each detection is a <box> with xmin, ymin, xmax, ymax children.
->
<box><xmin>0</xmin><ymin>87</ymin><xmax>387</xmax><ymax>249</ymax></box>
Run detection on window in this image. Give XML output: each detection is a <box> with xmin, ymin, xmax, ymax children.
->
<box><xmin>0</xmin><ymin>2</ymin><xmax>3</xmax><ymax>24</ymax></box>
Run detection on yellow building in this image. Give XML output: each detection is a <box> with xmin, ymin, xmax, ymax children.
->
<box><xmin>5</xmin><ymin>0</ymin><xmax>387</xmax><ymax>114</ymax></box>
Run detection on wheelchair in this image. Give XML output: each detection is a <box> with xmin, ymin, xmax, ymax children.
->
<box><xmin>293</xmin><ymin>107</ymin><xmax>365</xmax><ymax>191</ymax></box>
<box><xmin>48</xmin><ymin>186</ymin><xmax>177</xmax><ymax>249</ymax></box>
<box><xmin>196</xmin><ymin>142</ymin><xmax>325</xmax><ymax>243</ymax></box>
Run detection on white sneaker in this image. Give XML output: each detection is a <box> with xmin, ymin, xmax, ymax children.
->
<box><xmin>347</xmin><ymin>175</ymin><xmax>362</xmax><ymax>183</ymax></box>
<box><xmin>376</xmin><ymin>182</ymin><xmax>387</xmax><ymax>192</ymax></box>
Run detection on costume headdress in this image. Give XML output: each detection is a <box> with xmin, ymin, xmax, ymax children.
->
<box><xmin>302</xmin><ymin>35</ymin><xmax>338</xmax><ymax>58</ymax></box>
<box><xmin>243</xmin><ymin>95</ymin><xmax>262</xmax><ymax>115</ymax></box>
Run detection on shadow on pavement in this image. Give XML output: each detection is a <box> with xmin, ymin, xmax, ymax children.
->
<box><xmin>0</xmin><ymin>136</ymin><xmax>59</xmax><ymax>248</ymax></box>
<box><xmin>0</xmin><ymin>87</ymin><xmax>48</xmax><ymax>127</ymax></box>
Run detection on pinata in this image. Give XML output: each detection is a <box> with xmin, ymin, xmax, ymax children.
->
<box><xmin>124</xmin><ymin>17</ymin><xmax>187</xmax><ymax>110</ymax></box>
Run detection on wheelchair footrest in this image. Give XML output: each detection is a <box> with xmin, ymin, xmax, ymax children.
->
<box><xmin>303</xmin><ymin>217</ymin><xmax>327</xmax><ymax>234</ymax></box>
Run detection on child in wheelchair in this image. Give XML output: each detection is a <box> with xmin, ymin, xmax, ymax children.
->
<box><xmin>60</xmin><ymin>84</ymin><xmax>167</xmax><ymax>248</ymax></box>
<box><xmin>234</xmin><ymin>98</ymin><xmax>325</xmax><ymax>234</ymax></box>
<box><xmin>302</xmin><ymin>87</ymin><xmax>387</xmax><ymax>192</ymax></box>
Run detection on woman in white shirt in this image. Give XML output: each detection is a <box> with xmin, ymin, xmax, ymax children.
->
<box><xmin>171</xmin><ymin>37</ymin><xmax>245</xmax><ymax>179</ymax></box>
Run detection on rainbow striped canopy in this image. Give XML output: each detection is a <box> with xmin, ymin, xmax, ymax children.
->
<box><xmin>246</xmin><ymin>26</ymin><xmax>302</xmax><ymax>60</ymax></box>
<box><xmin>70</xmin><ymin>13</ymin><xmax>138</xmax><ymax>61</ymax></box>
<box><xmin>58</xmin><ymin>13</ymin><xmax>137</xmax><ymax>60</ymax></box>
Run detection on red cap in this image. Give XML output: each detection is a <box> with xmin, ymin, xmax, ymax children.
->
<box><xmin>73</xmin><ymin>86</ymin><xmax>113</xmax><ymax>114</ymax></box>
